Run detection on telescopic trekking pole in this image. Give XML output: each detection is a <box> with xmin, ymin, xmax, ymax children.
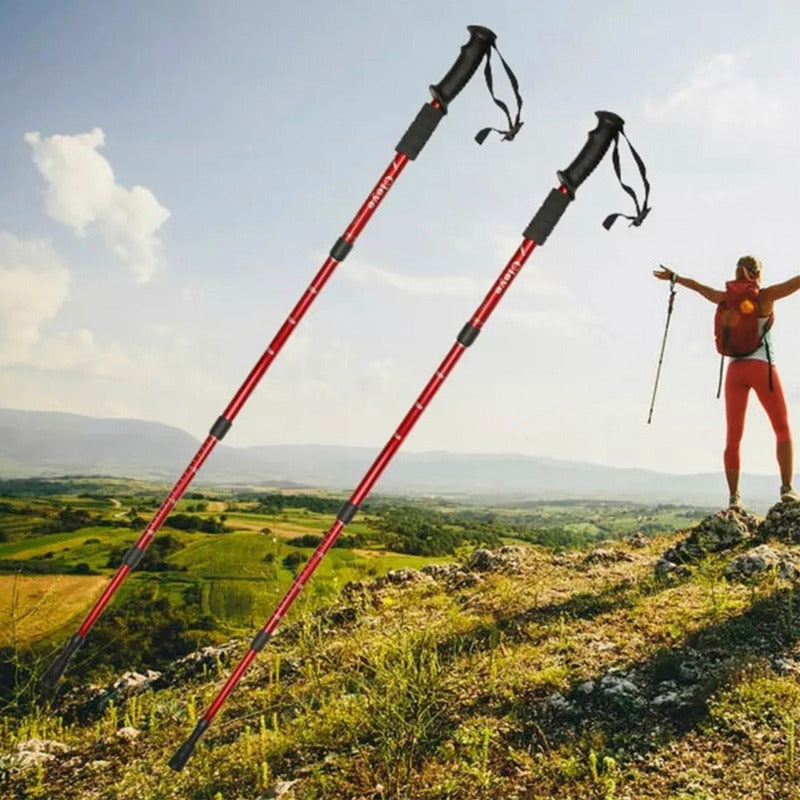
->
<box><xmin>41</xmin><ymin>25</ymin><xmax>524</xmax><ymax>692</ymax></box>
<box><xmin>647</xmin><ymin>269</ymin><xmax>676</xmax><ymax>423</ymax></box>
<box><xmin>169</xmin><ymin>110</ymin><xmax>651</xmax><ymax>771</ymax></box>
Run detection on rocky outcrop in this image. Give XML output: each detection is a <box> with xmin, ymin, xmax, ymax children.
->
<box><xmin>584</xmin><ymin>547</ymin><xmax>635</xmax><ymax>565</ymax></box>
<box><xmin>656</xmin><ymin>509</ymin><xmax>758</xmax><ymax>577</ymax></box>
<box><xmin>724</xmin><ymin>544</ymin><xmax>800</xmax><ymax>582</ymax></box>
<box><xmin>60</xmin><ymin>669</ymin><xmax>161</xmax><ymax>721</ymax></box>
<box><xmin>153</xmin><ymin>641</ymin><xmax>241</xmax><ymax>688</ymax></box>
<box><xmin>758</xmin><ymin>502</ymin><xmax>800</xmax><ymax>543</ymax></box>
<box><xmin>465</xmin><ymin>546</ymin><xmax>526</xmax><ymax>574</ymax></box>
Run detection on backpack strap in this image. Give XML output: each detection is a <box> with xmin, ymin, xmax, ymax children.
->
<box><xmin>474</xmin><ymin>42</ymin><xmax>524</xmax><ymax>144</ymax></box>
<box><xmin>764</xmin><ymin>320</ymin><xmax>774</xmax><ymax>392</ymax></box>
<box><xmin>602</xmin><ymin>129</ymin><xmax>651</xmax><ymax>229</ymax></box>
<box><xmin>717</xmin><ymin>355</ymin><xmax>725</xmax><ymax>399</ymax></box>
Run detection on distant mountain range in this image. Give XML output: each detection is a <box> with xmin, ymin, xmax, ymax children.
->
<box><xmin>0</xmin><ymin>408</ymin><xmax>782</xmax><ymax>510</ymax></box>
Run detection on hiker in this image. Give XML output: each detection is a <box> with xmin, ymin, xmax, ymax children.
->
<box><xmin>653</xmin><ymin>256</ymin><xmax>800</xmax><ymax>510</ymax></box>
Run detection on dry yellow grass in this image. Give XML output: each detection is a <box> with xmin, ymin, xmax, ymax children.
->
<box><xmin>0</xmin><ymin>574</ymin><xmax>106</xmax><ymax>646</ymax></box>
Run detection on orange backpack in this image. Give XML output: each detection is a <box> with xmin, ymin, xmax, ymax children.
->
<box><xmin>714</xmin><ymin>279</ymin><xmax>772</xmax><ymax>357</ymax></box>
<box><xmin>714</xmin><ymin>279</ymin><xmax>773</xmax><ymax>397</ymax></box>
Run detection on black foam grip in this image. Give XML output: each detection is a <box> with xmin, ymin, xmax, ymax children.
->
<box><xmin>557</xmin><ymin>111</ymin><xmax>625</xmax><ymax>197</ymax></box>
<box><xmin>523</xmin><ymin>189</ymin><xmax>572</xmax><ymax>245</ymax></box>
<box><xmin>429</xmin><ymin>25</ymin><xmax>496</xmax><ymax>112</ymax></box>
<box><xmin>396</xmin><ymin>103</ymin><xmax>444</xmax><ymax>159</ymax></box>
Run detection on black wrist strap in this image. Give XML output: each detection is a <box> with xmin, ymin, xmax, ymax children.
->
<box><xmin>474</xmin><ymin>43</ymin><xmax>524</xmax><ymax>144</ymax></box>
<box><xmin>602</xmin><ymin>129</ymin><xmax>651</xmax><ymax>229</ymax></box>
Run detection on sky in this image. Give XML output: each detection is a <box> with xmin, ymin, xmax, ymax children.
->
<box><xmin>1</xmin><ymin>0</ymin><xmax>800</xmax><ymax>479</ymax></box>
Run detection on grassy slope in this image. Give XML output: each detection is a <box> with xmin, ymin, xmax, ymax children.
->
<box><xmin>4</xmin><ymin>524</ymin><xmax>800</xmax><ymax>799</ymax></box>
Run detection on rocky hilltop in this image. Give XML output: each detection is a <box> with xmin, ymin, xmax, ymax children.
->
<box><xmin>5</xmin><ymin>504</ymin><xmax>800</xmax><ymax>799</ymax></box>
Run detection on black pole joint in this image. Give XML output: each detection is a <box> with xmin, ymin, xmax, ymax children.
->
<box><xmin>210</xmin><ymin>416</ymin><xmax>232</xmax><ymax>440</ymax></box>
<box><xmin>330</xmin><ymin>237</ymin><xmax>353</xmax><ymax>262</ymax></box>
<box><xmin>457</xmin><ymin>322</ymin><xmax>481</xmax><ymax>347</ymax></box>
<box><xmin>122</xmin><ymin>544</ymin><xmax>147</xmax><ymax>570</ymax></box>
<box><xmin>523</xmin><ymin>189</ymin><xmax>572</xmax><ymax>245</ymax></box>
<box><xmin>336</xmin><ymin>501</ymin><xmax>359</xmax><ymax>526</ymax></box>
<box><xmin>250</xmin><ymin>629</ymin><xmax>272</xmax><ymax>653</ymax></box>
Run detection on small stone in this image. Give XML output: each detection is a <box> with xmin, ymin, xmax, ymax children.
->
<box><xmin>652</xmin><ymin>691</ymin><xmax>681</xmax><ymax>708</ymax></box>
<box><xmin>261</xmin><ymin>779</ymin><xmax>298</xmax><ymax>798</ymax></box>
<box><xmin>545</xmin><ymin>693</ymin><xmax>572</xmax><ymax>713</ymax></box>
<box><xmin>11</xmin><ymin>739</ymin><xmax>69</xmax><ymax>770</ymax></box>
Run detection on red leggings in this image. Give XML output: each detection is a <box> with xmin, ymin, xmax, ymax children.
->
<box><xmin>724</xmin><ymin>359</ymin><xmax>792</xmax><ymax>472</ymax></box>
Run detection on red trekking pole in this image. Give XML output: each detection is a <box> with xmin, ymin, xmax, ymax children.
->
<box><xmin>41</xmin><ymin>25</ymin><xmax>523</xmax><ymax>691</ymax></box>
<box><xmin>169</xmin><ymin>110</ymin><xmax>651</xmax><ymax>770</ymax></box>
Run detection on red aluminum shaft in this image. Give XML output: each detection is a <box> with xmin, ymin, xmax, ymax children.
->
<box><xmin>53</xmin><ymin>123</ymin><xmax>427</xmax><ymax>652</ymax></box>
<box><xmin>196</xmin><ymin>235</ymin><xmax>539</xmax><ymax>728</ymax></box>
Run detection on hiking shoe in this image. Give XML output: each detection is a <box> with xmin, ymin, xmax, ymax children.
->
<box><xmin>781</xmin><ymin>485</ymin><xmax>800</xmax><ymax>503</ymax></box>
<box><xmin>729</xmin><ymin>493</ymin><xmax>743</xmax><ymax>511</ymax></box>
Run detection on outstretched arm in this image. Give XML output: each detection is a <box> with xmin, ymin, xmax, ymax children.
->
<box><xmin>653</xmin><ymin>265</ymin><xmax>725</xmax><ymax>304</ymax></box>
<box><xmin>761</xmin><ymin>275</ymin><xmax>800</xmax><ymax>307</ymax></box>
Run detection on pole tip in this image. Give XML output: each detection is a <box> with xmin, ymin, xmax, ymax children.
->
<box><xmin>41</xmin><ymin>633</ymin><xmax>84</xmax><ymax>692</ymax></box>
<box><xmin>168</xmin><ymin>719</ymin><xmax>209</xmax><ymax>771</ymax></box>
<box><xmin>168</xmin><ymin>740</ymin><xmax>195</xmax><ymax>772</ymax></box>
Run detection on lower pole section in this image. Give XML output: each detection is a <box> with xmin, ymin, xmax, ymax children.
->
<box><xmin>41</xmin><ymin>632</ymin><xmax>84</xmax><ymax>692</ymax></box>
<box><xmin>169</xmin><ymin>719</ymin><xmax>210</xmax><ymax>772</ymax></box>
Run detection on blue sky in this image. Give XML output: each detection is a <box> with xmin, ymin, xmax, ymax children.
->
<box><xmin>1</xmin><ymin>0</ymin><xmax>800</xmax><ymax>479</ymax></box>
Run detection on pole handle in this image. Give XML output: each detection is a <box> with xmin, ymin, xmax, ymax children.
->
<box><xmin>557</xmin><ymin>111</ymin><xmax>624</xmax><ymax>196</ymax></box>
<box><xmin>430</xmin><ymin>25</ymin><xmax>496</xmax><ymax>112</ymax></box>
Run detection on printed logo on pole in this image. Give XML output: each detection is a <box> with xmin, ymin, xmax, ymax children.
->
<box><xmin>495</xmin><ymin>260</ymin><xmax>523</xmax><ymax>295</ymax></box>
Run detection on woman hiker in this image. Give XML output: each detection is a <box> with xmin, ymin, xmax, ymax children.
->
<box><xmin>653</xmin><ymin>256</ymin><xmax>800</xmax><ymax>511</ymax></box>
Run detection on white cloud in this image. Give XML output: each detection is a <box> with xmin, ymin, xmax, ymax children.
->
<box><xmin>343</xmin><ymin>255</ymin><xmax>570</xmax><ymax>303</ymax></box>
<box><xmin>645</xmin><ymin>53</ymin><xmax>788</xmax><ymax>150</ymax></box>
<box><xmin>344</xmin><ymin>259</ymin><xmax>482</xmax><ymax>297</ymax></box>
<box><xmin>0</xmin><ymin>231</ymin><xmax>155</xmax><ymax>379</ymax></box>
<box><xmin>25</xmin><ymin>128</ymin><xmax>170</xmax><ymax>282</ymax></box>
<box><xmin>28</xmin><ymin>328</ymin><xmax>153</xmax><ymax>379</ymax></box>
<box><xmin>0</xmin><ymin>233</ymin><xmax>71</xmax><ymax>365</ymax></box>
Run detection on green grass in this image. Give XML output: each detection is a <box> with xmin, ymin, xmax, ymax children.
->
<box><xmin>3</xmin><ymin>483</ymin><xmax>788</xmax><ymax>800</ymax></box>
<box><xmin>0</xmin><ymin>527</ymin><xmax>134</xmax><ymax>561</ymax></box>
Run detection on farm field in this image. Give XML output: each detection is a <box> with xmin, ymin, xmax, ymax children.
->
<box><xmin>0</xmin><ymin>477</ymin><xmax>714</xmax><ymax>684</ymax></box>
<box><xmin>0</xmin><ymin>574</ymin><xmax>107</xmax><ymax>646</ymax></box>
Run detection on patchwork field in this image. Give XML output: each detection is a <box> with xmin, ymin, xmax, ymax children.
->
<box><xmin>0</xmin><ymin>574</ymin><xmax>107</xmax><ymax>646</ymax></box>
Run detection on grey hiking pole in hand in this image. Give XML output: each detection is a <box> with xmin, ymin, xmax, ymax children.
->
<box><xmin>169</xmin><ymin>109</ymin><xmax>651</xmax><ymax>771</ymax></box>
<box><xmin>40</xmin><ymin>24</ymin><xmax>523</xmax><ymax>694</ymax></box>
<box><xmin>648</xmin><ymin>267</ymin><xmax>676</xmax><ymax>423</ymax></box>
